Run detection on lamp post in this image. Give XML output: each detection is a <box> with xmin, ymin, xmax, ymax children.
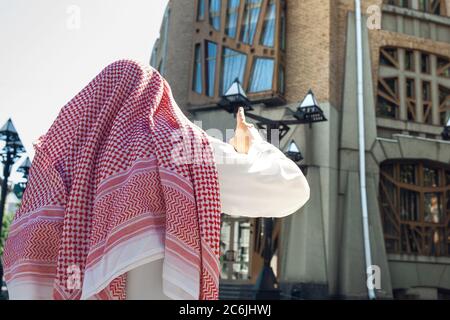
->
<box><xmin>219</xmin><ymin>79</ymin><xmax>327</xmax><ymax>299</ymax></box>
<box><xmin>0</xmin><ymin>119</ymin><xmax>26</xmax><ymax>290</ymax></box>
<box><xmin>442</xmin><ymin>117</ymin><xmax>450</xmax><ymax>141</ymax></box>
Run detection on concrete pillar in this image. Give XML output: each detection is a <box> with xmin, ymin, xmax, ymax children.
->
<box><xmin>337</xmin><ymin>12</ymin><xmax>393</xmax><ymax>299</ymax></box>
<box><xmin>414</xmin><ymin>51</ymin><xmax>423</xmax><ymax>123</ymax></box>
<box><xmin>398</xmin><ymin>48</ymin><xmax>407</xmax><ymax>121</ymax></box>
<box><xmin>430</xmin><ymin>55</ymin><xmax>440</xmax><ymax>125</ymax></box>
<box><xmin>279</xmin><ymin>102</ymin><xmax>340</xmax><ymax>297</ymax></box>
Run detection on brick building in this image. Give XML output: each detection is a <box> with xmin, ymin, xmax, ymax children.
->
<box><xmin>151</xmin><ymin>0</ymin><xmax>450</xmax><ymax>299</ymax></box>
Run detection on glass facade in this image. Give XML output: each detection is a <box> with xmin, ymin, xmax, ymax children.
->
<box><xmin>225</xmin><ymin>0</ymin><xmax>240</xmax><ymax>38</ymax></box>
<box><xmin>249</xmin><ymin>57</ymin><xmax>274</xmax><ymax>92</ymax></box>
<box><xmin>197</xmin><ymin>0</ymin><xmax>205</xmax><ymax>20</ymax></box>
<box><xmin>209</xmin><ymin>0</ymin><xmax>222</xmax><ymax>30</ymax></box>
<box><xmin>240</xmin><ymin>0</ymin><xmax>263</xmax><ymax>45</ymax></box>
<box><xmin>193</xmin><ymin>44</ymin><xmax>203</xmax><ymax>94</ymax></box>
<box><xmin>221</xmin><ymin>47</ymin><xmax>247</xmax><ymax>94</ymax></box>
<box><xmin>205</xmin><ymin>41</ymin><xmax>218</xmax><ymax>96</ymax></box>
<box><xmin>192</xmin><ymin>0</ymin><xmax>287</xmax><ymax>99</ymax></box>
<box><xmin>260</xmin><ymin>0</ymin><xmax>276</xmax><ymax>47</ymax></box>
<box><xmin>379</xmin><ymin>161</ymin><xmax>450</xmax><ymax>257</ymax></box>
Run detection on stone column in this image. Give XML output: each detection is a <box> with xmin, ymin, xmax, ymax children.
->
<box><xmin>337</xmin><ymin>12</ymin><xmax>393</xmax><ymax>299</ymax></box>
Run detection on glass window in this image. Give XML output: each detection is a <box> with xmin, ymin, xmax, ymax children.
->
<box><xmin>221</xmin><ymin>47</ymin><xmax>247</xmax><ymax>94</ymax></box>
<box><xmin>240</xmin><ymin>0</ymin><xmax>263</xmax><ymax>45</ymax></box>
<box><xmin>422</xmin><ymin>80</ymin><xmax>431</xmax><ymax>101</ymax></box>
<box><xmin>384</xmin><ymin>77</ymin><xmax>398</xmax><ymax>94</ymax></box>
<box><xmin>400</xmin><ymin>164</ymin><xmax>416</xmax><ymax>184</ymax></box>
<box><xmin>220</xmin><ymin>216</ymin><xmax>253</xmax><ymax>281</ymax></box>
<box><xmin>400</xmin><ymin>0</ymin><xmax>410</xmax><ymax>8</ymax></box>
<box><xmin>385</xmin><ymin>0</ymin><xmax>444</xmax><ymax>15</ymax></box>
<box><xmin>192</xmin><ymin>44</ymin><xmax>202</xmax><ymax>94</ymax></box>
<box><xmin>380</xmin><ymin>47</ymin><xmax>398</xmax><ymax>68</ymax></box>
<box><xmin>424</xmin><ymin>166</ymin><xmax>440</xmax><ymax>187</ymax></box>
<box><xmin>400</xmin><ymin>189</ymin><xmax>419</xmax><ymax>221</ymax></box>
<box><xmin>431</xmin><ymin>0</ymin><xmax>444</xmax><ymax>15</ymax></box>
<box><xmin>377</xmin><ymin>96</ymin><xmax>398</xmax><ymax>119</ymax></box>
<box><xmin>260</xmin><ymin>0</ymin><xmax>276</xmax><ymax>47</ymax></box>
<box><xmin>225</xmin><ymin>0</ymin><xmax>240</xmax><ymax>38</ymax></box>
<box><xmin>280</xmin><ymin>0</ymin><xmax>286</xmax><ymax>51</ymax></box>
<box><xmin>406</xmin><ymin>78</ymin><xmax>415</xmax><ymax>98</ymax></box>
<box><xmin>158</xmin><ymin>7</ymin><xmax>170</xmax><ymax>77</ymax></box>
<box><xmin>380</xmin><ymin>161</ymin><xmax>450</xmax><ymax>257</ymax></box>
<box><xmin>197</xmin><ymin>0</ymin><xmax>206</xmax><ymax>20</ymax></box>
<box><xmin>424</xmin><ymin>193</ymin><xmax>443</xmax><ymax>223</ymax></box>
<box><xmin>421</xmin><ymin>53</ymin><xmax>430</xmax><ymax>74</ymax></box>
<box><xmin>437</xmin><ymin>56</ymin><xmax>450</xmax><ymax>78</ymax></box>
<box><xmin>439</xmin><ymin>85</ymin><xmax>450</xmax><ymax>125</ymax></box>
<box><xmin>386</xmin><ymin>0</ymin><xmax>411</xmax><ymax>7</ymax></box>
<box><xmin>249</xmin><ymin>57</ymin><xmax>274</xmax><ymax>92</ymax></box>
<box><xmin>378</xmin><ymin>47</ymin><xmax>450</xmax><ymax>127</ymax></box>
<box><xmin>205</xmin><ymin>41</ymin><xmax>218</xmax><ymax>96</ymax></box>
<box><xmin>377</xmin><ymin>77</ymin><xmax>399</xmax><ymax>119</ymax></box>
<box><xmin>405</xmin><ymin>50</ymin><xmax>414</xmax><ymax>71</ymax></box>
<box><xmin>419</xmin><ymin>0</ymin><xmax>428</xmax><ymax>11</ymax></box>
<box><xmin>209</xmin><ymin>0</ymin><xmax>222</xmax><ymax>30</ymax></box>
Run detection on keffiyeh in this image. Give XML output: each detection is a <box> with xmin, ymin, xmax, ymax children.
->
<box><xmin>2</xmin><ymin>59</ymin><xmax>222</xmax><ymax>300</ymax></box>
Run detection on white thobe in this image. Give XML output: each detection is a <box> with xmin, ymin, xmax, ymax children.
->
<box><xmin>6</xmin><ymin>130</ymin><xmax>310</xmax><ymax>300</ymax></box>
<box><xmin>125</xmin><ymin>131</ymin><xmax>311</xmax><ymax>300</ymax></box>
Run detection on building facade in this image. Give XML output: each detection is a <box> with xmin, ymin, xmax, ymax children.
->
<box><xmin>150</xmin><ymin>0</ymin><xmax>450</xmax><ymax>299</ymax></box>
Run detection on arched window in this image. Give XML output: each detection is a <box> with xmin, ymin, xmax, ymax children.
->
<box><xmin>379</xmin><ymin>160</ymin><xmax>450</xmax><ymax>257</ymax></box>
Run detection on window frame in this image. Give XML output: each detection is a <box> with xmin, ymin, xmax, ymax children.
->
<box><xmin>379</xmin><ymin>160</ymin><xmax>450</xmax><ymax>257</ymax></box>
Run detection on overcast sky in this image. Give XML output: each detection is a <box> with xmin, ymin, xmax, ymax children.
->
<box><xmin>0</xmin><ymin>0</ymin><xmax>168</xmax><ymax>180</ymax></box>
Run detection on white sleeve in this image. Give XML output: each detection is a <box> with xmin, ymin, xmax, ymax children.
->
<box><xmin>209</xmin><ymin>132</ymin><xmax>310</xmax><ymax>218</ymax></box>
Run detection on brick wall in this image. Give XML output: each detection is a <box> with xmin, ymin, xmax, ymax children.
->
<box><xmin>285</xmin><ymin>0</ymin><xmax>333</xmax><ymax>104</ymax></box>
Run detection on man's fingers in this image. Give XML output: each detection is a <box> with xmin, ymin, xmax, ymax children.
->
<box><xmin>236</xmin><ymin>107</ymin><xmax>251</xmax><ymax>128</ymax></box>
<box><xmin>237</xmin><ymin>107</ymin><xmax>245</xmax><ymax>127</ymax></box>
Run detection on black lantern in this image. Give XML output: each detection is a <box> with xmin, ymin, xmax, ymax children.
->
<box><xmin>13</xmin><ymin>183</ymin><xmax>26</xmax><ymax>200</ymax></box>
<box><xmin>0</xmin><ymin>118</ymin><xmax>19</xmax><ymax>140</ymax></box>
<box><xmin>14</xmin><ymin>157</ymin><xmax>32</xmax><ymax>199</ymax></box>
<box><xmin>285</xmin><ymin>140</ymin><xmax>304</xmax><ymax>162</ymax></box>
<box><xmin>293</xmin><ymin>89</ymin><xmax>327</xmax><ymax>123</ymax></box>
<box><xmin>0</xmin><ymin>118</ymin><xmax>26</xmax><ymax>290</ymax></box>
<box><xmin>0</xmin><ymin>120</ymin><xmax>25</xmax><ymax>160</ymax></box>
<box><xmin>442</xmin><ymin>117</ymin><xmax>450</xmax><ymax>141</ymax></box>
<box><xmin>218</xmin><ymin>78</ymin><xmax>253</xmax><ymax>114</ymax></box>
<box><xmin>17</xmin><ymin>157</ymin><xmax>31</xmax><ymax>179</ymax></box>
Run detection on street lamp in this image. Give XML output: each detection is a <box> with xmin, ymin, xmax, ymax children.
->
<box><xmin>218</xmin><ymin>77</ymin><xmax>253</xmax><ymax>114</ymax></box>
<box><xmin>0</xmin><ymin>119</ymin><xmax>25</xmax><ymax>290</ymax></box>
<box><xmin>285</xmin><ymin>140</ymin><xmax>304</xmax><ymax>163</ymax></box>
<box><xmin>17</xmin><ymin>157</ymin><xmax>31</xmax><ymax>180</ymax></box>
<box><xmin>219</xmin><ymin>80</ymin><xmax>327</xmax><ymax>300</ymax></box>
<box><xmin>13</xmin><ymin>157</ymin><xmax>31</xmax><ymax>199</ymax></box>
<box><xmin>292</xmin><ymin>89</ymin><xmax>327</xmax><ymax>123</ymax></box>
<box><xmin>442</xmin><ymin>117</ymin><xmax>450</xmax><ymax>141</ymax></box>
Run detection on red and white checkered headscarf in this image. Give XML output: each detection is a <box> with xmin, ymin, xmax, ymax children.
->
<box><xmin>2</xmin><ymin>60</ymin><xmax>221</xmax><ymax>300</ymax></box>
